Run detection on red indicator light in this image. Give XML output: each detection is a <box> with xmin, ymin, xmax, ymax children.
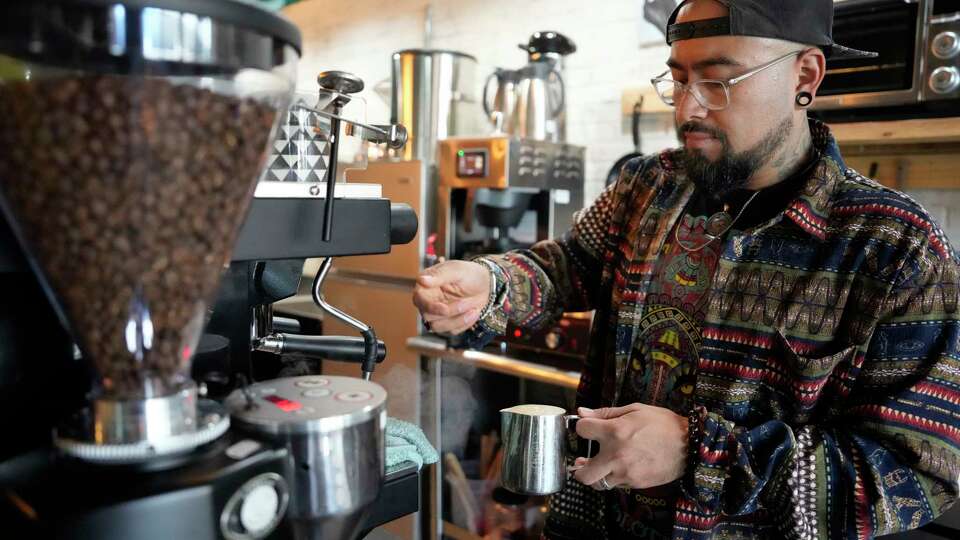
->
<box><xmin>263</xmin><ymin>395</ymin><xmax>302</xmax><ymax>412</ymax></box>
<box><xmin>513</xmin><ymin>329</ymin><xmax>522</xmax><ymax>338</ymax></box>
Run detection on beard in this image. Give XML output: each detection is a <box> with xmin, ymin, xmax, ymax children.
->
<box><xmin>677</xmin><ymin>116</ymin><xmax>793</xmax><ymax>198</ymax></box>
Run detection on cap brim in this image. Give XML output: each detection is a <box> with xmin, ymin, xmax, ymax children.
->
<box><xmin>827</xmin><ymin>43</ymin><xmax>879</xmax><ymax>60</ymax></box>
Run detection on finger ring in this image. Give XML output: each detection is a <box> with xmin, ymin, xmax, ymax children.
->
<box><xmin>597</xmin><ymin>475</ymin><xmax>614</xmax><ymax>491</ymax></box>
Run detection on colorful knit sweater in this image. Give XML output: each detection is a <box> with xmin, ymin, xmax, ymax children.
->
<box><xmin>471</xmin><ymin>120</ymin><xmax>960</xmax><ymax>539</ymax></box>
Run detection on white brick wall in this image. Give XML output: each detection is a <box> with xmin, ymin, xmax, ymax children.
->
<box><xmin>283</xmin><ymin>0</ymin><xmax>679</xmax><ymax>203</ymax></box>
<box><xmin>282</xmin><ymin>1</ymin><xmax>960</xmax><ymax>246</ymax></box>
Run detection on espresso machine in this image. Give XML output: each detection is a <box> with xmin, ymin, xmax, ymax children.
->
<box><xmin>436</xmin><ymin>136</ymin><xmax>592</xmax><ymax>363</ymax></box>
<box><xmin>0</xmin><ymin>1</ymin><xmax>419</xmax><ymax>539</ymax></box>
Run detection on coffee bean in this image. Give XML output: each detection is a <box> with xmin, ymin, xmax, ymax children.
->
<box><xmin>0</xmin><ymin>75</ymin><xmax>277</xmax><ymax>397</ymax></box>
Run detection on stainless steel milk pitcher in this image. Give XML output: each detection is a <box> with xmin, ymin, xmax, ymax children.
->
<box><xmin>499</xmin><ymin>404</ymin><xmax>594</xmax><ymax>495</ymax></box>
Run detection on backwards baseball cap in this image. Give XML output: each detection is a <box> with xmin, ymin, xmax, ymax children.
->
<box><xmin>666</xmin><ymin>0</ymin><xmax>878</xmax><ymax>60</ymax></box>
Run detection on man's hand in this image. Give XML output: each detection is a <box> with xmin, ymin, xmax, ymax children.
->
<box><xmin>413</xmin><ymin>260</ymin><xmax>490</xmax><ymax>335</ymax></box>
<box><xmin>572</xmin><ymin>403</ymin><xmax>688</xmax><ymax>490</ymax></box>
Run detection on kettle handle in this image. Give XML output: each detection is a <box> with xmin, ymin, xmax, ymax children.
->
<box><xmin>482</xmin><ymin>71</ymin><xmax>498</xmax><ymax>119</ymax></box>
<box><xmin>549</xmin><ymin>67</ymin><xmax>566</xmax><ymax>118</ymax></box>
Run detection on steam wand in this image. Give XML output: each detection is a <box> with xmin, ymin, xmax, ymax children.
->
<box><xmin>311</xmin><ymin>257</ymin><xmax>380</xmax><ymax>380</ymax></box>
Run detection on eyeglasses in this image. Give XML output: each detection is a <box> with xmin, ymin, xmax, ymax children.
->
<box><xmin>650</xmin><ymin>50</ymin><xmax>804</xmax><ymax>111</ymax></box>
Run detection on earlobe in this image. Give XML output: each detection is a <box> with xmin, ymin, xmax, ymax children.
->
<box><xmin>796</xmin><ymin>48</ymin><xmax>826</xmax><ymax>107</ymax></box>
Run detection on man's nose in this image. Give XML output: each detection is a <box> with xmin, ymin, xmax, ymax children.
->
<box><xmin>675</xmin><ymin>88</ymin><xmax>707</xmax><ymax>125</ymax></box>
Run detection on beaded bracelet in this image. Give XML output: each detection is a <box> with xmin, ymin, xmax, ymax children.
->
<box><xmin>473</xmin><ymin>257</ymin><xmax>506</xmax><ymax>321</ymax></box>
<box><xmin>685</xmin><ymin>406</ymin><xmax>704</xmax><ymax>481</ymax></box>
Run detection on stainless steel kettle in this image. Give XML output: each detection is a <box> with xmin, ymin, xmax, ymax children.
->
<box><xmin>509</xmin><ymin>61</ymin><xmax>565</xmax><ymax>142</ymax></box>
<box><xmin>482</xmin><ymin>31</ymin><xmax>576</xmax><ymax>142</ymax></box>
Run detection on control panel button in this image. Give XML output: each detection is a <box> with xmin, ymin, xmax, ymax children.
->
<box><xmin>336</xmin><ymin>391</ymin><xmax>373</xmax><ymax>402</ymax></box>
<box><xmin>302</xmin><ymin>388</ymin><xmax>332</xmax><ymax>398</ymax></box>
<box><xmin>239</xmin><ymin>484</ymin><xmax>280</xmax><ymax>534</ymax></box>
<box><xmin>930</xmin><ymin>66</ymin><xmax>960</xmax><ymax>94</ymax></box>
<box><xmin>933</xmin><ymin>31</ymin><xmax>960</xmax><ymax>59</ymax></box>
<box><xmin>225</xmin><ymin>439</ymin><xmax>262</xmax><ymax>460</ymax></box>
<box><xmin>295</xmin><ymin>378</ymin><xmax>330</xmax><ymax>388</ymax></box>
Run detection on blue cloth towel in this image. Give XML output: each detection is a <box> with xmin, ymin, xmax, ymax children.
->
<box><xmin>385</xmin><ymin>417</ymin><xmax>439</xmax><ymax>474</ymax></box>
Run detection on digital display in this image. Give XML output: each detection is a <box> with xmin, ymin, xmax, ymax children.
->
<box><xmin>263</xmin><ymin>394</ymin><xmax>302</xmax><ymax>412</ymax></box>
<box><xmin>457</xmin><ymin>149</ymin><xmax>487</xmax><ymax>178</ymax></box>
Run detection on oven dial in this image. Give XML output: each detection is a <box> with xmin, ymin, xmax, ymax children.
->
<box><xmin>930</xmin><ymin>66</ymin><xmax>960</xmax><ymax>94</ymax></box>
<box><xmin>932</xmin><ymin>31</ymin><xmax>960</xmax><ymax>60</ymax></box>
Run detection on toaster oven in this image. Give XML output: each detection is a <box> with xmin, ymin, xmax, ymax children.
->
<box><xmin>814</xmin><ymin>0</ymin><xmax>960</xmax><ymax>116</ymax></box>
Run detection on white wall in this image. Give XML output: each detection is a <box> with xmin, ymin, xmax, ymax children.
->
<box><xmin>283</xmin><ymin>0</ymin><xmax>679</xmax><ymax>204</ymax></box>
<box><xmin>282</xmin><ymin>0</ymin><xmax>960</xmax><ymax>245</ymax></box>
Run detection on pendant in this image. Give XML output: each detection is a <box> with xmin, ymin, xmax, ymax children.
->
<box><xmin>705</xmin><ymin>212</ymin><xmax>732</xmax><ymax>237</ymax></box>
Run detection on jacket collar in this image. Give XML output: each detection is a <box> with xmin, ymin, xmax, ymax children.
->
<box><xmin>781</xmin><ymin>119</ymin><xmax>847</xmax><ymax>241</ymax></box>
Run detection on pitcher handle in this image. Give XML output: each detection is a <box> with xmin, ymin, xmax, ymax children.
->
<box><xmin>563</xmin><ymin>414</ymin><xmax>594</xmax><ymax>461</ymax></box>
<box><xmin>482</xmin><ymin>70</ymin><xmax>498</xmax><ymax>119</ymax></box>
<box><xmin>549</xmin><ymin>68</ymin><xmax>565</xmax><ymax>119</ymax></box>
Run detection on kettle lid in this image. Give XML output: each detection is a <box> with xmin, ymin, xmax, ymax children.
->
<box><xmin>518</xmin><ymin>31</ymin><xmax>577</xmax><ymax>57</ymax></box>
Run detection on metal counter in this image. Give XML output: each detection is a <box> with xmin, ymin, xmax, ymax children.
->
<box><xmin>407</xmin><ymin>336</ymin><xmax>581</xmax><ymax>390</ymax></box>
<box><xmin>410</xmin><ymin>335</ymin><xmax>580</xmax><ymax>540</ymax></box>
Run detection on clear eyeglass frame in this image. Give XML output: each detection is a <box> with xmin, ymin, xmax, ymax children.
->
<box><xmin>650</xmin><ymin>50</ymin><xmax>805</xmax><ymax>111</ymax></box>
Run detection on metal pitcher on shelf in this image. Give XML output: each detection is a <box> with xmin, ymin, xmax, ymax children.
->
<box><xmin>509</xmin><ymin>61</ymin><xmax>566</xmax><ymax>142</ymax></box>
<box><xmin>482</xmin><ymin>67</ymin><xmax>520</xmax><ymax>134</ymax></box>
<box><xmin>482</xmin><ymin>31</ymin><xmax>576</xmax><ymax>142</ymax></box>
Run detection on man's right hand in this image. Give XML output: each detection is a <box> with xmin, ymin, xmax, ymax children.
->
<box><xmin>413</xmin><ymin>260</ymin><xmax>491</xmax><ymax>336</ymax></box>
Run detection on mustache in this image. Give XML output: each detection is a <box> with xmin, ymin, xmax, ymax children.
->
<box><xmin>677</xmin><ymin>121</ymin><xmax>725</xmax><ymax>140</ymax></box>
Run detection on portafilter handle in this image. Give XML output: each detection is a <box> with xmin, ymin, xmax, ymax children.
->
<box><xmin>256</xmin><ymin>257</ymin><xmax>381</xmax><ymax>379</ymax></box>
<box><xmin>255</xmin><ymin>335</ymin><xmax>386</xmax><ymax>365</ymax></box>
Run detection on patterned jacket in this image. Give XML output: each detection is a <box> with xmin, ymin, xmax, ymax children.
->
<box><xmin>472</xmin><ymin>120</ymin><xmax>960</xmax><ymax>539</ymax></box>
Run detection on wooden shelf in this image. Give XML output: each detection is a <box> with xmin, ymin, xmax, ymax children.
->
<box><xmin>829</xmin><ymin>117</ymin><xmax>960</xmax><ymax>145</ymax></box>
<box><xmin>619</xmin><ymin>86</ymin><xmax>960</xmax><ymax>189</ymax></box>
<box><xmin>621</xmin><ymin>86</ymin><xmax>671</xmax><ymax>115</ymax></box>
<box><xmin>621</xmin><ymin>87</ymin><xmax>960</xmax><ymax>144</ymax></box>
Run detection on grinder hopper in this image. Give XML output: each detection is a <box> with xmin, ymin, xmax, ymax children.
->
<box><xmin>0</xmin><ymin>0</ymin><xmax>300</xmax><ymax>460</ymax></box>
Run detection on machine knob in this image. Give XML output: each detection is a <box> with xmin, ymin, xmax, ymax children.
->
<box><xmin>316</xmin><ymin>70</ymin><xmax>365</xmax><ymax>94</ymax></box>
<box><xmin>240</xmin><ymin>484</ymin><xmax>281</xmax><ymax>534</ymax></box>
<box><xmin>220</xmin><ymin>472</ymin><xmax>288</xmax><ymax>540</ymax></box>
<box><xmin>932</xmin><ymin>31</ymin><xmax>960</xmax><ymax>59</ymax></box>
<box><xmin>930</xmin><ymin>66</ymin><xmax>960</xmax><ymax>94</ymax></box>
<box><xmin>544</xmin><ymin>329</ymin><xmax>564</xmax><ymax>350</ymax></box>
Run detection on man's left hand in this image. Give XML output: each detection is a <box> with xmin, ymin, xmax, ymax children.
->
<box><xmin>572</xmin><ymin>403</ymin><xmax>689</xmax><ymax>491</ymax></box>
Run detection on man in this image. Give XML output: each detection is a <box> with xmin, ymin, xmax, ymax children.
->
<box><xmin>413</xmin><ymin>1</ymin><xmax>960</xmax><ymax>538</ymax></box>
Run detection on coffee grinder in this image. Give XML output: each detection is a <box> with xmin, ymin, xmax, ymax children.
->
<box><xmin>0</xmin><ymin>2</ymin><xmax>419</xmax><ymax>539</ymax></box>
